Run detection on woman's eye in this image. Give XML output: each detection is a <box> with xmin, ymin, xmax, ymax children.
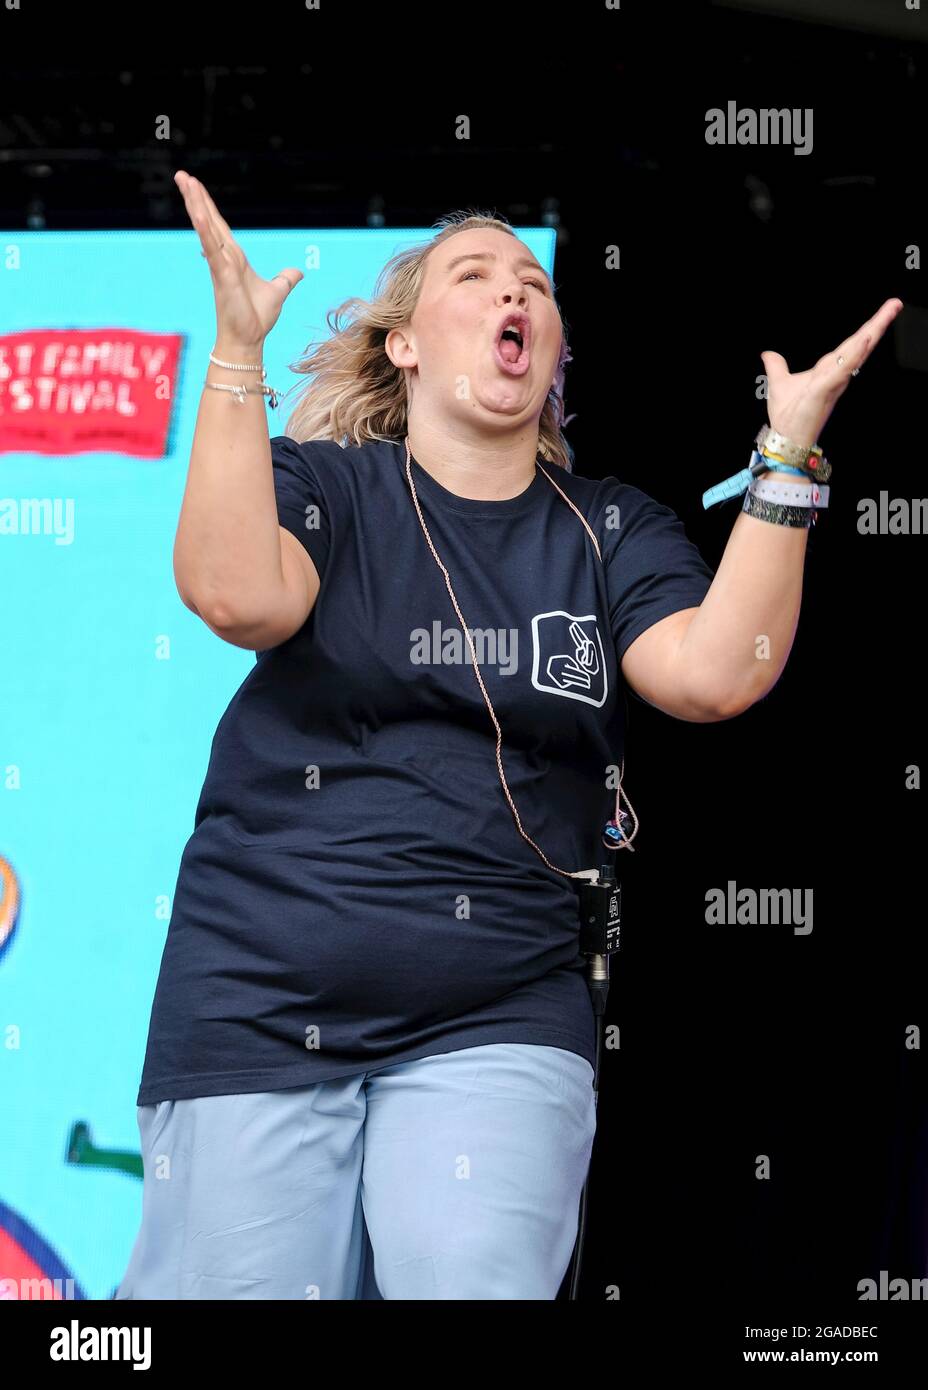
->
<box><xmin>459</xmin><ymin>269</ymin><xmax>546</xmax><ymax>293</ymax></box>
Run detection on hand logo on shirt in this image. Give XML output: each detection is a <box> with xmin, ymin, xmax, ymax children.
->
<box><xmin>546</xmin><ymin>620</ymin><xmax>601</xmax><ymax>691</ymax></box>
<box><xmin>530</xmin><ymin>612</ymin><xmax>608</xmax><ymax>708</ymax></box>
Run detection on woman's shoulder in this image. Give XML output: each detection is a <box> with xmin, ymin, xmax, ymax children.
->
<box><xmin>545</xmin><ymin>463</ymin><xmax>649</xmax><ymax>518</ymax></box>
<box><xmin>554</xmin><ymin>467</ymin><xmax>707</xmax><ymax>571</ymax></box>
<box><xmin>270</xmin><ymin>433</ymin><xmax>401</xmax><ymax>493</ymax></box>
<box><xmin>560</xmin><ymin>463</ymin><xmax>690</xmax><ymax>518</ymax></box>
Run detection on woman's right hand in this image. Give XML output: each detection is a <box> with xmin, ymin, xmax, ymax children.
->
<box><xmin>174</xmin><ymin>169</ymin><xmax>304</xmax><ymax>353</ymax></box>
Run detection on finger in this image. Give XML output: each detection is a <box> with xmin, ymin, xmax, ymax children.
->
<box><xmin>760</xmin><ymin>350</ymin><xmax>790</xmax><ymax>384</ymax></box>
<box><xmin>177</xmin><ymin>174</ymin><xmax>239</xmax><ymax>269</ymax></box>
<box><xmin>269</xmin><ymin>267</ymin><xmax>304</xmax><ymax>297</ymax></box>
<box><xmin>854</xmin><ymin>302</ymin><xmax>902</xmax><ymax>370</ymax></box>
<box><xmin>174</xmin><ymin>169</ymin><xmax>204</xmax><ymax>232</ymax></box>
<box><xmin>175</xmin><ymin>172</ymin><xmax>226</xmax><ymax>262</ymax></box>
<box><xmin>860</xmin><ymin>297</ymin><xmax>904</xmax><ymax>342</ymax></box>
<box><xmin>190</xmin><ymin>176</ymin><xmax>238</xmax><ymax>250</ymax></box>
<box><xmin>817</xmin><ymin>333</ymin><xmax>870</xmax><ymax>388</ymax></box>
<box><xmin>191</xmin><ymin>182</ymin><xmax>234</xmax><ymax>263</ymax></box>
<box><xmin>829</xmin><ymin>297</ymin><xmax>903</xmax><ymax>364</ymax></box>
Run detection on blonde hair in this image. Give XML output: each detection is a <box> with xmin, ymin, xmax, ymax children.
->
<box><xmin>282</xmin><ymin>209</ymin><xmax>575</xmax><ymax>470</ymax></box>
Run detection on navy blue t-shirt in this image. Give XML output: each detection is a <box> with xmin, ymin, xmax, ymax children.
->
<box><xmin>136</xmin><ymin>436</ymin><xmax>715</xmax><ymax>1104</ymax></box>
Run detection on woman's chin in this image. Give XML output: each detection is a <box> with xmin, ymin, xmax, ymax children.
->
<box><xmin>469</xmin><ymin>378</ymin><xmax>536</xmax><ymax>417</ymax></box>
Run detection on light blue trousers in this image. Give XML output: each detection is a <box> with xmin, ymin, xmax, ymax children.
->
<box><xmin>114</xmin><ymin>1043</ymin><xmax>597</xmax><ymax>1300</ymax></box>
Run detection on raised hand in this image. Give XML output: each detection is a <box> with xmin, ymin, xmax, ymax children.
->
<box><xmin>174</xmin><ymin>170</ymin><xmax>304</xmax><ymax>353</ymax></box>
<box><xmin>760</xmin><ymin>297</ymin><xmax>904</xmax><ymax>448</ymax></box>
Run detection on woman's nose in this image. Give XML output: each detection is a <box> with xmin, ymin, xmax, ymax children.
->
<box><xmin>498</xmin><ymin>282</ymin><xmax>528</xmax><ymax>307</ymax></box>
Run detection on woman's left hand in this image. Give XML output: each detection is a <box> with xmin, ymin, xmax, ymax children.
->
<box><xmin>760</xmin><ymin>297</ymin><xmax>904</xmax><ymax>448</ymax></box>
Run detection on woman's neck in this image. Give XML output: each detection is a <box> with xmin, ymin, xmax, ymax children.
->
<box><xmin>404</xmin><ymin>424</ymin><xmax>538</xmax><ymax>502</ymax></box>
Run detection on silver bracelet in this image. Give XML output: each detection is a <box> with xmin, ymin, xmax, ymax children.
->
<box><xmin>205</xmin><ymin>349</ymin><xmax>279</xmax><ymax>408</ymax></box>
<box><xmin>203</xmin><ymin>380</ymin><xmax>280</xmax><ymax>408</ymax></box>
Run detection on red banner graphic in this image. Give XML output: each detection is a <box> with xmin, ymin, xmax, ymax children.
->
<box><xmin>0</xmin><ymin>329</ymin><xmax>184</xmax><ymax>457</ymax></box>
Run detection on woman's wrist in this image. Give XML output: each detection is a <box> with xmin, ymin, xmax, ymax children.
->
<box><xmin>212</xmin><ymin>337</ymin><xmax>266</xmax><ymax>363</ymax></box>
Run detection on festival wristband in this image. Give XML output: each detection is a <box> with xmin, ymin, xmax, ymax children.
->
<box><xmin>749</xmin><ymin>474</ymin><xmax>829</xmax><ymax>508</ymax></box>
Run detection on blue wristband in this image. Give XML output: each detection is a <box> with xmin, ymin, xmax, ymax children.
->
<box><xmin>761</xmin><ymin>461</ymin><xmax>808</xmax><ymax>477</ymax></box>
<box><xmin>702</xmin><ymin>450</ymin><xmax>809</xmax><ymax>509</ymax></box>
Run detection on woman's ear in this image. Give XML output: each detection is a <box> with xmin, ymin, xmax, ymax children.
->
<box><xmin>384</xmin><ymin>325</ymin><xmax>416</xmax><ymax>371</ymax></box>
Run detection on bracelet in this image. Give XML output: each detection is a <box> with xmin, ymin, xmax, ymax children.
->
<box><xmin>761</xmin><ymin>447</ymin><xmax>833</xmax><ymax>486</ymax></box>
<box><xmin>742</xmin><ymin>490</ymin><xmax>814</xmax><ymax>527</ymax></box>
<box><xmin>754</xmin><ymin>422</ymin><xmax>819</xmax><ymax>468</ymax></box>
<box><xmin>703</xmin><ymin>422</ymin><xmax>834</xmax><ymax>514</ymax></box>
<box><xmin>756</xmin><ymin>423</ymin><xmax>832</xmax><ymax>482</ymax></box>
<box><xmin>204</xmin><ymin>349</ymin><xmax>280</xmax><ymax>409</ymax></box>
<box><xmin>209</xmin><ymin>350</ymin><xmax>265</xmax><ymax>373</ymax></box>
<box><xmin>204</xmin><ymin>380</ymin><xmax>280</xmax><ymax>408</ymax></box>
<box><xmin>759</xmin><ymin>460</ymin><xmax>808</xmax><ymax>478</ymax></box>
<box><xmin>701</xmin><ymin>449</ymin><xmax>800</xmax><ymax>508</ymax></box>
<box><xmin>749</xmin><ymin>474</ymin><xmax>829</xmax><ymax>509</ymax></box>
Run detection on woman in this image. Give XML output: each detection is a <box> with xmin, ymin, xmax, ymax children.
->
<box><xmin>116</xmin><ymin>172</ymin><xmax>900</xmax><ymax>1301</ymax></box>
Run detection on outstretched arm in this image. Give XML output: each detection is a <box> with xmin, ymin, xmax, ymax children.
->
<box><xmin>621</xmin><ymin>297</ymin><xmax>903</xmax><ymax>721</ymax></box>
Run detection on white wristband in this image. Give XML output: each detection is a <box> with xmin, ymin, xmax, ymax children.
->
<box><xmin>750</xmin><ymin>475</ymin><xmax>829</xmax><ymax>509</ymax></box>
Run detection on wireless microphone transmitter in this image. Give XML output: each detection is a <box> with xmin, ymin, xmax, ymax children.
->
<box><xmin>577</xmin><ymin>862</ymin><xmax>621</xmax><ymax>958</ymax></box>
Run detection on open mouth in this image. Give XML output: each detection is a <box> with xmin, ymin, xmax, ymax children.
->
<box><xmin>499</xmin><ymin>326</ymin><xmax>524</xmax><ymax>357</ymax></box>
<box><xmin>493</xmin><ymin>315</ymin><xmax>531</xmax><ymax>375</ymax></box>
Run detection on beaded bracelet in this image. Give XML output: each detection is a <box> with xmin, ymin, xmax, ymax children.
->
<box><xmin>203</xmin><ymin>349</ymin><xmax>281</xmax><ymax>409</ymax></box>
